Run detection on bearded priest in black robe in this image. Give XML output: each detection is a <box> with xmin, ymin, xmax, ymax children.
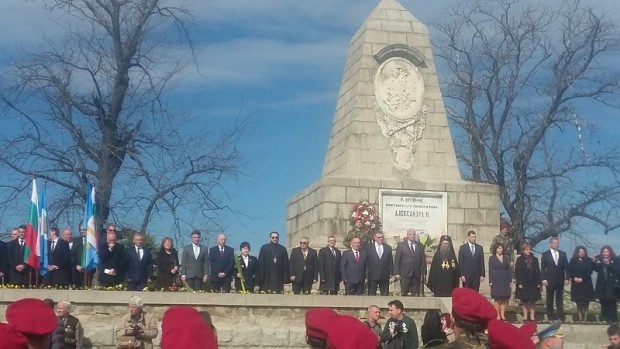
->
<box><xmin>427</xmin><ymin>235</ymin><xmax>459</xmax><ymax>297</ymax></box>
<box><xmin>258</xmin><ymin>231</ymin><xmax>289</xmax><ymax>293</ymax></box>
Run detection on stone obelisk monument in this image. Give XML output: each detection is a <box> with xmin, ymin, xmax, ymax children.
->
<box><xmin>287</xmin><ymin>0</ymin><xmax>499</xmax><ymax>251</ymax></box>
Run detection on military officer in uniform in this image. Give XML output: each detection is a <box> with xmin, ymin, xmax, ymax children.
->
<box><xmin>490</xmin><ymin>221</ymin><xmax>514</xmax><ymax>260</ymax></box>
<box><xmin>344</xmin><ymin>218</ymin><xmax>373</xmax><ymax>248</ymax></box>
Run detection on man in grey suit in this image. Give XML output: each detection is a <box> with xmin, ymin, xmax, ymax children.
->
<box><xmin>394</xmin><ymin>229</ymin><xmax>426</xmax><ymax>296</ymax></box>
<box><xmin>180</xmin><ymin>229</ymin><xmax>209</xmax><ymax>291</ymax></box>
<box><xmin>340</xmin><ymin>237</ymin><xmax>367</xmax><ymax>295</ymax></box>
<box><xmin>366</xmin><ymin>231</ymin><xmax>393</xmax><ymax>296</ymax></box>
<box><xmin>458</xmin><ymin>230</ymin><xmax>485</xmax><ymax>291</ymax></box>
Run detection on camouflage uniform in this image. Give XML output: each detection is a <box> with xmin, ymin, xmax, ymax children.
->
<box><xmin>434</xmin><ymin>332</ymin><xmax>489</xmax><ymax>349</ymax></box>
<box><xmin>490</xmin><ymin>233</ymin><xmax>514</xmax><ymax>258</ymax></box>
<box><xmin>343</xmin><ymin>229</ymin><xmax>373</xmax><ymax>248</ymax></box>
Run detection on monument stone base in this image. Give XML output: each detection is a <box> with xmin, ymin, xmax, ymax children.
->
<box><xmin>287</xmin><ymin>175</ymin><xmax>499</xmax><ymax>250</ymax></box>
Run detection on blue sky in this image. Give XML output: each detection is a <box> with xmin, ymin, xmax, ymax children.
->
<box><xmin>0</xmin><ymin>0</ymin><xmax>617</xmax><ymax>255</ymax></box>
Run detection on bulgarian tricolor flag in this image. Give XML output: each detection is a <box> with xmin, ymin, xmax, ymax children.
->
<box><xmin>24</xmin><ymin>179</ymin><xmax>40</xmax><ymax>269</ymax></box>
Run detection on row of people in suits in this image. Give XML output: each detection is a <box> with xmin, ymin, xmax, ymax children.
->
<box><xmin>337</xmin><ymin>229</ymin><xmax>427</xmax><ymax>296</ymax></box>
<box><xmin>0</xmin><ymin>226</ymin><xmax>93</xmax><ymax>288</ymax></box>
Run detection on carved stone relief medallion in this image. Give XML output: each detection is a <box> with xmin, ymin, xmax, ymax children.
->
<box><xmin>374</xmin><ymin>57</ymin><xmax>428</xmax><ymax>170</ymax></box>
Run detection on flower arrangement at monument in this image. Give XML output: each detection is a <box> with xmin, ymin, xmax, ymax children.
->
<box><xmin>344</xmin><ymin>201</ymin><xmax>382</xmax><ymax>247</ymax></box>
<box><xmin>350</xmin><ymin>201</ymin><xmax>381</xmax><ymax>230</ymax></box>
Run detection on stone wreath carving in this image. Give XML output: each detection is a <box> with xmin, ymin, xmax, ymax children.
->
<box><xmin>374</xmin><ymin>57</ymin><xmax>428</xmax><ymax>170</ymax></box>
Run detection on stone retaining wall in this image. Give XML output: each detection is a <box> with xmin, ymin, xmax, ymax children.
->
<box><xmin>0</xmin><ymin>290</ymin><xmax>610</xmax><ymax>348</ymax></box>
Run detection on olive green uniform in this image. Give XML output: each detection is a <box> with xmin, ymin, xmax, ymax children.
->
<box><xmin>490</xmin><ymin>233</ymin><xmax>514</xmax><ymax>258</ymax></box>
<box><xmin>433</xmin><ymin>332</ymin><xmax>489</xmax><ymax>349</ymax></box>
<box><xmin>343</xmin><ymin>229</ymin><xmax>373</xmax><ymax>248</ymax></box>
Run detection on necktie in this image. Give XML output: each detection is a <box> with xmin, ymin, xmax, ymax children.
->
<box><xmin>471</xmin><ymin>244</ymin><xmax>475</xmax><ymax>256</ymax></box>
<box><xmin>220</xmin><ymin>247</ymin><xmax>224</xmax><ymax>257</ymax></box>
<box><xmin>303</xmin><ymin>250</ymin><xmax>307</xmax><ymax>260</ymax></box>
<box><xmin>331</xmin><ymin>248</ymin><xmax>336</xmax><ymax>258</ymax></box>
<box><xmin>410</xmin><ymin>242</ymin><xmax>414</xmax><ymax>252</ymax></box>
<box><xmin>51</xmin><ymin>241</ymin><xmax>56</xmax><ymax>252</ymax></box>
<box><xmin>553</xmin><ymin>250</ymin><xmax>558</xmax><ymax>265</ymax></box>
<box><xmin>354</xmin><ymin>250</ymin><xmax>359</xmax><ymax>262</ymax></box>
<box><xmin>20</xmin><ymin>239</ymin><xmax>24</xmax><ymax>247</ymax></box>
<box><xmin>137</xmin><ymin>247</ymin><xmax>143</xmax><ymax>261</ymax></box>
<box><xmin>377</xmin><ymin>244</ymin><xmax>383</xmax><ymax>258</ymax></box>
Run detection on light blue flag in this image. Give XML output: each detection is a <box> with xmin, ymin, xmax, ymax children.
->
<box><xmin>81</xmin><ymin>183</ymin><xmax>99</xmax><ymax>271</ymax></box>
<box><xmin>38</xmin><ymin>186</ymin><xmax>48</xmax><ymax>276</ymax></box>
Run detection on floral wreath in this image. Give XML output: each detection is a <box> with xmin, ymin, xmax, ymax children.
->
<box><xmin>350</xmin><ymin>201</ymin><xmax>382</xmax><ymax>232</ymax></box>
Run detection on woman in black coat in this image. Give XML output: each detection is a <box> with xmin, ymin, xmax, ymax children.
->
<box><xmin>515</xmin><ymin>243</ymin><xmax>541</xmax><ymax>321</ymax></box>
<box><xmin>567</xmin><ymin>246</ymin><xmax>594</xmax><ymax>322</ymax></box>
<box><xmin>155</xmin><ymin>237</ymin><xmax>180</xmax><ymax>291</ymax></box>
<box><xmin>593</xmin><ymin>245</ymin><xmax>620</xmax><ymax>324</ymax></box>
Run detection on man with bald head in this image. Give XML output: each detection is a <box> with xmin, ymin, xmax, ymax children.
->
<box><xmin>394</xmin><ymin>228</ymin><xmax>426</xmax><ymax>296</ymax></box>
<box><xmin>209</xmin><ymin>233</ymin><xmax>234</xmax><ymax>292</ymax></box>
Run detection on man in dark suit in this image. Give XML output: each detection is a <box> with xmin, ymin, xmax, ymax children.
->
<box><xmin>458</xmin><ymin>230</ymin><xmax>485</xmax><ymax>291</ymax></box>
<box><xmin>180</xmin><ymin>229</ymin><xmax>209</xmax><ymax>291</ymax></box>
<box><xmin>541</xmin><ymin>236</ymin><xmax>570</xmax><ymax>321</ymax></box>
<box><xmin>68</xmin><ymin>227</ymin><xmax>94</xmax><ymax>288</ymax></box>
<box><xmin>366</xmin><ymin>231</ymin><xmax>393</xmax><ymax>296</ymax></box>
<box><xmin>209</xmin><ymin>233</ymin><xmax>234</xmax><ymax>292</ymax></box>
<box><xmin>289</xmin><ymin>237</ymin><xmax>318</xmax><ymax>294</ymax></box>
<box><xmin>125</xmin><ymin>232</ymin><xmax>153</xmax><ymax>291</ymax></box>
<box><xmin>340</xmin><ymin>237</ymin><xmax>367</xmax><ymax>295</ymax></box>
<box><xmin>44</xmin><ymin>227</ymin><xmax>71</xmax><ymax>287</ymax></box>
<box><xmin>62</xmin><ymin>228</ymin><xmax>74</xmax><ymax>286</ymax></box>
<box><xmin>235</xmin><ymin>241</ymin><xmax>259</xmax><ymax>292</ymax></box>
<box><xmin>318</xmin><ymin>235</ymin><xmax>341</xmax><ymax>295</ymax></box>
<box><xmin>394</xmin><ymin>228</ymin><xmax>426</xmax><ymax>296</ymax></box>
<box><xmin>7</xmin><ymin>225</ymin><xmax>30</xmax><ymax>287</ymax></box>
<box><xmin>98</xmin><ymin>230</ymin><xmax>125</xmax><ymax>287</ymax></box>
<box><xmin>0</xmin><ymin>238</ymin><xmax>8</xmax><ymax>284</ymax></box>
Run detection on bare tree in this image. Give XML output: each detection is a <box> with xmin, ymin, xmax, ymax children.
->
<box><xmin>0</xmin><ymin>0</ymin><xmax>242</xmax><ymax>240</ymax></box>
<box><xmin>433</xmin><ymin>0</ymin><xmax>620</xmax><ymax>248</ymax></box>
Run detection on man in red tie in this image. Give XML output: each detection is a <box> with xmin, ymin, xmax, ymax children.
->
<box><xmin>339</xmin><ymin>237</ymin><xmax>367</xmax><ymax>295</ymax></box>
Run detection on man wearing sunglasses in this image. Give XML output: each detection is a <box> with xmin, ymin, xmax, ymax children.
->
<box><xmin>258</xmin><ymin>231</ymin><xmax>289</xmax><ymax>293</ymax></box>
<box><xmin>289</xmin><ymin>237</ymin><xmax>318</xmax><ymax>294</ymax></box>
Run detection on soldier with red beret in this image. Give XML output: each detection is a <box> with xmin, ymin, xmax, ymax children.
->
<box><xmin>488</xmin><ymin>319</ymin><xmax>536</xmax><ymax>349</ymax></box>
<box><xmin>3</xmin><ymin>298</ymin><xmax>58</xmax><ymax>349</ymax></box>
<box><xmin>160</xmin><ymin>306</ymin><xmax>218</xmax><ymax>349</ymax></box>
<box><xmin>434</xmin><ymin>288</ymin><xmax>496</xmax><ymax>348</ymax></box>
<box><xmin>305</xmin><ymin>308</ymin><xmax>378</xmax><ymax>349</ymax></box>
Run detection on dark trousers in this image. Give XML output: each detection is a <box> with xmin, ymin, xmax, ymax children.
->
<box><xmin>545</xmin><ymin>284</ymin><xmax>565</xmax><ymax>320</ymax></box>
<box><xmin>462</xmin><ymin>276</ymin><xmax>481</xmax><ymax>292</ymax></box>
<box><xmin>72</xmin><ymin>269</ymin><xmax>94</xmax><ymax>288</ymax></box>
<box><xmin>600</xmin><ymin>299</ymin><xmax>618</xmax><ymax>323</ymax></box>
<box><xmin>292</xmin><ymin>270</ymin><xmax>313</xmax><ymax>294</ymax></box>
<box><xmin>368</xmin><ymin>279</ymin><xmax>389</xmax><ymax>296</ymax></box>
<box><xmin>400</xmin><ymin>276</ymin><xmax>422</xmax><ymax>296</ymax></box>
<box><xmin>210</xmin><ymin>277</ymin><xmax>231</xmax><ymax>293</ymax></box>
<box><xmin>127</xmin><ymin>280</ymin><xmax>146</xmax><ymax>291</ymax></box>
<box><xmin>345</xmin><ymin>281</ymin><xmax>364</xmax><ymax>295</ymax></box>
<box><xmin>186</xmin><ymin>277</ymin><xmax>204</xmax><ymax>291</ymax></box>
